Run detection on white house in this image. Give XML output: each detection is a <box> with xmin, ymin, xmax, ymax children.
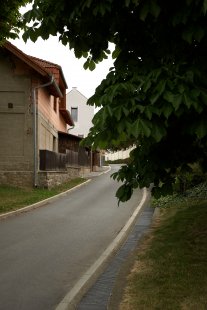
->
<box><xmin>66</xmin><ymin>87</ymin><xmax>94</xmax><ymax>138</ymax></box>
<box><xmin>105</xmin><ymin>146</ymin><xmax>136</xmax><ymax>161</ymax></box>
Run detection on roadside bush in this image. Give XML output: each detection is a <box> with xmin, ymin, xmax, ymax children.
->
<box><xmin>174</xmin><ymin>163</ymin><xmax>207</xmax><ymax>194</ymax></box>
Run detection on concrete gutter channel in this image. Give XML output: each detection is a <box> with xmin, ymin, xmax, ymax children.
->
<box><xmin>0</xmin><ymin>166</ymin><xmax>156</xmax><ymax>309</ymax></box>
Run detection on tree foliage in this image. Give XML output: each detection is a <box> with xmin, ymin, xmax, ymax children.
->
<box><xmin>0</xmin><ymin>0</ymin><xmax>29</xmax><ymax>44</ymax></box>
<box><xmin>23</xmin><ymin>0</ymin><xmax>207</xmax><ymax>201</ymax></box>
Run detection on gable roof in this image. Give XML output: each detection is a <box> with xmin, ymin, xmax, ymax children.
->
<box><xmin>67</xmin><ymin>87</ymin><xmax>88</xmax><ymax>100</ymax></box>
<box><xmin>30</xmin><ymin>56</ymin><xmax>68</xmax><ymax>89</ymax></box>
<box><xmin>4</xmin><ymin>41</ymin><xmax>67</xmax><ymax>93</ymax></box>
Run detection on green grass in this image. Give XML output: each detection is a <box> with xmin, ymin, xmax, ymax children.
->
<box><xmin>0</xmin><ymin>178</ymin><xmax>86</xmax><ymax>214</ymax></box>
<box><xmin>119</xmin><ymin>183</ymin><xmax>207</xmax><ymax>310</ymax></box>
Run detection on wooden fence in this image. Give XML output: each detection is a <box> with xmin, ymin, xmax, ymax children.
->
<box><xmin>39</xmin><ymin>148</ymin><xmax>91</xmax><ymax>171</ymax></box>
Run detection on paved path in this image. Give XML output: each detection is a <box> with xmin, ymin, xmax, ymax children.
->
<box><xmin>0</xmin><ymin>165</ymin><xmax>144</xmax><ymax>310</ymax></box>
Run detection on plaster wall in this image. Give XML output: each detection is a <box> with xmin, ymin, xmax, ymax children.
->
<box><xmin>38</xmin><ymin>88</ymin><xmax>66</xmax><ymax>133</ymax></box>
<box><xmin>66</xmin><ymin>88</ymin><xmax>94</xmax><ymax>137</ymax></box>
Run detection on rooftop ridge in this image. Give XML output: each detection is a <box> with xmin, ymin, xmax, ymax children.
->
<box><xmin>30</xmin><ymin>55</ymin><xmax>61</xmax><ymax>68</ymax></box>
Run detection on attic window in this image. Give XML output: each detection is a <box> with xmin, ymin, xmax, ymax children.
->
<box><xmin>8</xmin><ymin>102</ymin><xmax>13</xmax><ymax>109</ymax></box>
<box><xmin>71</xmin><ymin>107</ymin><xmax>78</xmax><ymax>122</ymax></box>
<box><xmin>54</xmin><ymin>97</ymin><xmax>58</xmax><ymax>112</ymax></box>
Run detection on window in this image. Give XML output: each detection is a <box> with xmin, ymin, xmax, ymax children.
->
<box><xmin>53</xmin><ymin>97</ymin><xmax>58</xmax><ymax>112</ymax></box>
<box><xmin>50</xmin><ymin>96</ymin><xmax>58</xmax><ymax>112</ymax></box>
<box><xmin>71</xmin><ymin>107</ymin><xmax>78</xmax><ymax>122</ymax></box>
<box><xmin>53</xmin><ymin>136</ymin><xmax>57</xmax><ymax>151</ymax></box>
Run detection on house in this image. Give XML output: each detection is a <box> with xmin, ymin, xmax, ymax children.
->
<box><xmin>105</xmin><ymin>146</ymin><xmax>135</xmax><ymax>162</ymax></box>
<box><xmin>66</xmin><ymin>88</ymin><xmax>105</xmax><ymax>170</ymax></box>
<box><xmin>66</xmin><ymin>87</ymin><xmax>94</xmax><ymax>138</ymax></box>
<box><xmin>0</xmin><ymin>41</ymin><xmax>76</xmax><ymax>188</ymax></box>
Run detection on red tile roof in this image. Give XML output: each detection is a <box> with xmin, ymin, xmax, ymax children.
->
<box><xmin>30</xmin><ymin>56</ymin><xmax>68</xmax><ymax>88</ymax></box>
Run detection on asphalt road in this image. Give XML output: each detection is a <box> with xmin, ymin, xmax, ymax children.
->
<box><xmin>0</xmin><ymin>165</ymin><xmax>144</xmax><ymax>310</ymax></box>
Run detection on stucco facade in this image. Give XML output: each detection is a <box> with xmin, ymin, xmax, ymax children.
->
<box><xmin>66</xmin><ymin>87</ymin><xmax>94</xmax><ymax>138</ymax></box>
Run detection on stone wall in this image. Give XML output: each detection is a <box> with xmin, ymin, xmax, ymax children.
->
<box><xmin>0</xmin><ymin>166</ymin><xmax>81</xmax><ymax>189</ymax></box>
<box><xmin>79</xmin><ymin>166</ymin><xmax>91</xmax><ymax>177</ymax></box>
<box><xmin>38</xmin><ymin>166</ymin><xmax>81</xmax><ymax>189</ymax></box>
<box><xmin>0</xmin><ymin>171</ymin><xmax>33</xmax><ymax>187</ymax></box>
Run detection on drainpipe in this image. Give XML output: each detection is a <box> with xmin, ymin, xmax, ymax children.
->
<box><xmin>32</xmin><ymin>75</ymin><xmax>63</xmax><ymax>187</ymax></box>
<box><xmin>67</xmin><ymin>126</ymin><xmax>74</xmax><ymax>133</ymax></box>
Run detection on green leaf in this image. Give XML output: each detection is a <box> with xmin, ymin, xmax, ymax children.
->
<box><xmin>149</xmin><ymin>1</ymin><xmax>161</xmax><ymax>18</ymax></box>
<box><xmin>183</xmin><ymin>93</ymin><xmax>194</xmax><ymax>109</ymax></box>
<box><xmin>152</xmin><ymin>123</ymin><xmax>166</xmax><ymax>142</ymax></box>
<box><xmin>142</xmin><ymin>79</ymin><xmax>151</xmax><ymax>92</ymax></box>
<box><xmin>195</xmin><ymin>119</ymin><xmax>207</xmax><ymax>138</ymax></box>
<box><xmin>82</xmin><ymin>52</ymin><xmax>88</xmax><ymax>58</ymax></box>
<box><xmin>172</xmin><ymin>95</ymin><xmax>182</xmax><ymax>110</ymax></box>
<box><xmin>155</xmin><ymin>80</ymin><xmax>166</xmax><ymax>95</ymax></box>
<box><xmin>192</xmin><ymin>100</ymin><xmax>203</xmax><ymax>113</ymax></box>
<box><xmin>163</xmin><ymin>91</ymin><xmax>174</xmax><ymax>103</ymax></box>
<box><xmin>163</xmin><ymin>91</ymin><xmax>182</xmax><ymax>111</ymax></box>
<box><xmin>122</xmin><ymin>106</ymin><xmax>129</xmax><ymax>116</ymax></box>
<box><xmin>112</xmin><ymin>46</ymin><xmax>121</xmax><ymax>59</ymax></box>
<box><xmin>200</xmin><ymin>90</ymin><xmax>207</xmax><ymax>105</ymax></box>
<box><xmin>114</xmin><ymin>107</ymin><xmax>122</xmax><ymax>121</ymax></box>
<box><xmin>106</xmin><ymin>105</ymin><xmax>113</xmax><ymax>116</ymax></box>
<box><xmin>203</xmin><ymin>0</ymin><xmax>207</xmax><ymax>14</ymax></box>
<box><xmin>83</xmin><ymin>59</ymin><xmax>90</xmax><ymax>70</ymax></box>
<box><xmin>144</xmin><ymin>106</ymin><xmax>153</xmax><ymax>119</ymax></box>
<box><xmin>22</xmin><ymin>31</ymin><xmax>29</xmax><ymax>42</ymax></box>
<box><xmin>125</xmin><ymin>0</ymin><xmax>131</xmax><ymax>7</ymax></box>
<box><xmin>29</xmin><ymin>30</ymin><xmax>38</xmax><ymax>43</ymax></box>
<box><xmin>139</xmin><ymin>2</ymin><xmax>149</xmax><ymax>21</ymax></box>
<box><xmin>191</xmin><ymin>89</ymin><xmax>200</xmax><ymax>98</ymax></box>
<box><xmin>74</xmin><ymin>48</ymin><xmax>83</xmax><ymax>59</ymax></box>
<box><xmin>89</xmin><ymin>60</ymin><xmax>96</xmax><ymax>71</ymax></box>
<box><xmin>137</xmin><ymin>105</ymin><xmax>145</xmax><ymax>113</ymax></box>
<box><xmin>150</xmin><ymin>92</ymin><xmax>160</xmax><ymax>104</ymax></box>
<box><xmin>61</xmin><ymin>35</ymin><xmax>68</xmax><ymax>46</ymax></box>
<box><xmin>132</xmin><ymin>119</ymin><xmax>151</xmax><ymax>138</ymax></box>
<box><xmin>162</xmin><ymin>103</ymin><xmax>173</xmax><ymax>118</ymax></box>
<box><xmin>194</xmin><ymin>27</ymin><xmax>205</xmax><ymax>42</ymax></box>
<box><xmin>182</xmin><ymin>28</ymin><xmax>193</xmax><ymax>44</ymax></box>
<box><xmin>116</xmin><ymin>184</ymin><xmax>133</xmax><ymax>204</ymax></box>
<box><xmin>185</xmin><ymin>70</ymin><xmax>194</xmax><ymax>83</ymax></box>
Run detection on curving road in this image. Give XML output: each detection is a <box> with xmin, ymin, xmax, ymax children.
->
<box><xmin>0</xmin><ymin>165</ymin><xmax>144</xmax><ymax>310</ymax></box>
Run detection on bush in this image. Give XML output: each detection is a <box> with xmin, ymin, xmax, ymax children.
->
<box><xmin>174</xmin><ymin>163</ymin><xmax>207</xmax><ymax>194</ymax></box>
<box><xmin>105</xmin><ymin>158</ymin><xmax>131</xmax><ymax>165</ymax></box>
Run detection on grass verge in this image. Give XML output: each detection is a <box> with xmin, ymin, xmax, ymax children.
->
<box><xmin>117</xmin><ymin>182</ymin><xmax>207</xmax><ymax>310</ymax></box>
<box><xmin>0</xmin><ymin>178</ymin><xmax>86</xmax><ymax>214</ymax></box>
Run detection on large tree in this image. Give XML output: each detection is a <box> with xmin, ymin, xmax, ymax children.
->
<box><xmin>0</xmin><ymin>0</ymin><xmax>29</xmax><ymax>44</ymax></box>
<box><xmin>23</xmin><ymin>0</ymin><xmax>207</xmax><ymax>201</ymax></box>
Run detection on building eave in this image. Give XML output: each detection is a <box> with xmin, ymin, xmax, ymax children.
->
<box><xmin>59</xmin><ymin>109</ymin><xmax>74</xmax><ymax>126</ymax></box>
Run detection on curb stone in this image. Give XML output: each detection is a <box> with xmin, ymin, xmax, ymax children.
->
<box><xmin>0</xmin><ymin>166</ymin><xmax>112</xmax><ymax>221</ymax></box>
<box><xmin>0</xmin><ymin>179</ymin><xmax>91</xmax><ymax>220</ymax></box>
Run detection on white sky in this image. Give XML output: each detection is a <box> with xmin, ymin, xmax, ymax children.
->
<box><xmin>10</xmin><ymin>35</ymin><xmax>114</xmax><ymax>99</ymax></box>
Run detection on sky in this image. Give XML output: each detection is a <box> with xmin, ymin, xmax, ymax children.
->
<box><xmin>9</xmin><ymin>35</ymin><xmax>114</xmax><ymax>99</ymax></box>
